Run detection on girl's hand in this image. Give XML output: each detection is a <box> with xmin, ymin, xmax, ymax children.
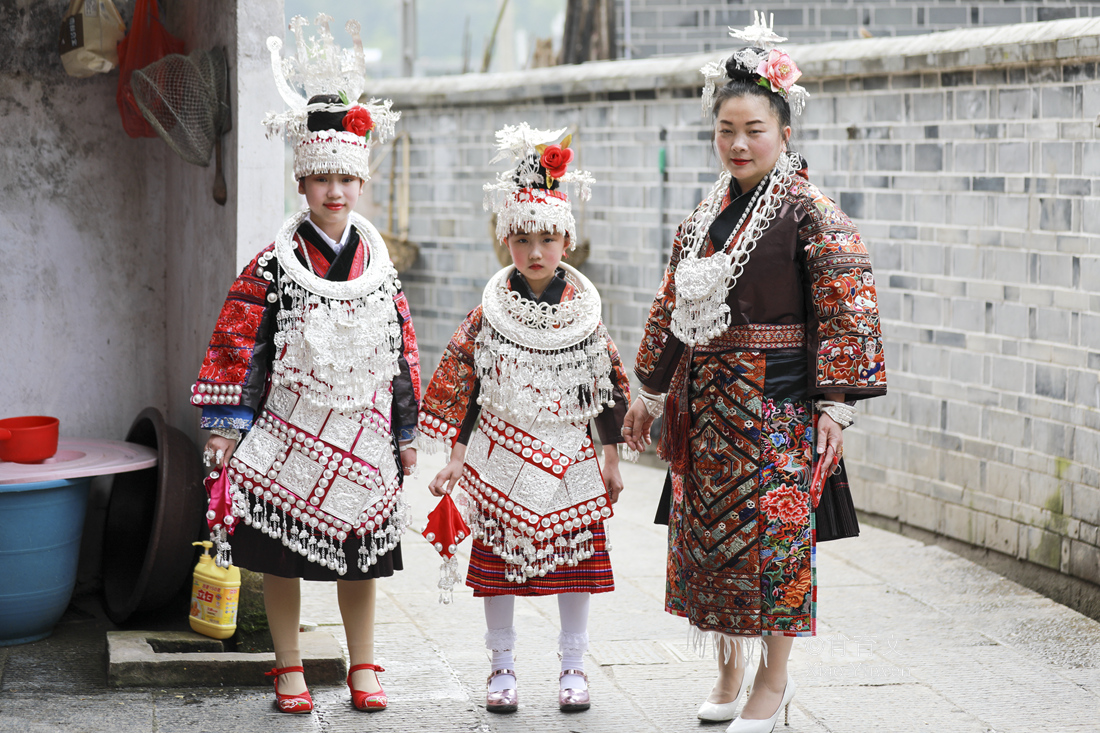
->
<box><xmin>428</xmin><ymin>460</ymin><xmax>463</xmax><ymax>497</ymax></box>
<box><xmin>400</xmin><ymin>447</ymin><xmax>417</xmax><ymax>475</ymax></box>
<box><xmin>622</xmin><ymin>397</ymin><xmax>655</xmax><ymax>453</ymax></box>
<box><xmin>203</xmin><ymin>435</ymin><xmax>236</xmax><ymax>468</ymax></box>
<box><xmin>602</xmin><ymin>445</ymin><xmax>624</xmax><ymax>504</ymax></box>
<box><xmin>428</xmin><ymin>443</ymin><xmax>468</xmax><ymax>497</ymax></box>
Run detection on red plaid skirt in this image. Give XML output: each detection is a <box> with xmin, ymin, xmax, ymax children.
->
<box><xmin>466</xmin><ymin>523</ymin><xmax>614</xmax><ymax>597</ymax></box>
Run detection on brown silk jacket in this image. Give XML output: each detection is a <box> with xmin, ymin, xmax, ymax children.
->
<box><xmin>635</xmin><ymin>169</ymin><xmax>888</xmax><ymax>401</ymax></box>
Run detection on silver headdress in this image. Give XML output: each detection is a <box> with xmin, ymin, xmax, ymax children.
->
<box><xmin>263</xmin><ymin>15</ymin><xmax>399</xmax><ymax>181</ymax></box>
<box><xmin>700</xmin><ymin>10</ymin><xmax>810</xmax><ymax>118</ymax></box>
<box><xmin>483</xmin><ymin>123</ymin><xmax>594</xmax><ymax>249</ymax></box>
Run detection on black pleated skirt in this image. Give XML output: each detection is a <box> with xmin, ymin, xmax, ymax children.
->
<box><xmin>229</xmin><ymin>521</ymin><xmax>403</xmax><ymax>581</ymax></box>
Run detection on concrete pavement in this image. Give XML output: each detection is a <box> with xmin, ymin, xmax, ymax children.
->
<box><xmin>2</xmin><ymin>452</ymin><xmax>1098</xmax><ymax>732</ymax></box>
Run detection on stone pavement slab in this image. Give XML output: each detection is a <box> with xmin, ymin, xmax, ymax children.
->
<box><xmin>2</xmin><ymin>452</ymin><xmax>1098</xmax><ymax>732</ymax></box>
<box><xmin>106</xmin><ymin>629</ymin><xmax>345</xmax><ymax>687</ymax></box>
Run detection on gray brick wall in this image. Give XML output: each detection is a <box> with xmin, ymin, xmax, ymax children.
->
<box><xmin>617</xmin><ymin>0</ymin><xmax>1100</xmax><ymax>57</ymax></box>
<box><xmin>372</xmin><ymin>20</ymin><xmax>1100</xmax><ymax>589</ymax></box>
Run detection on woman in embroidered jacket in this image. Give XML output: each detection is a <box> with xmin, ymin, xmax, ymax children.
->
<box><xmin>420</xmin><ymin>124</ymin><xmax>631</xmax><ymax>714</ymax></box>
<box><xmin>622</xmin><ymin>16</ymin><xmax>886</xmax><ymax>733</ymax></box>
<box><xmin>193</xmin><ymin>20</ymin><xmax>417</xmax><ymax>715</ymax></box>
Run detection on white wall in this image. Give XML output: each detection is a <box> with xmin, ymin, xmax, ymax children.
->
<box><xmin>0</xmin><ymin>0</ymin><xmax>284</xmax><ymax>446</ymax></box>
<box><xmin>0</xmin><ymin>0</ymin><xmax>168</xmax><ymax>441</ymax></box>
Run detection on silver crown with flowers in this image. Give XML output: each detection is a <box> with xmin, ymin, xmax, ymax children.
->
<box><xmin>700</xmin><ymin>10</ymin><xmax>810</xmax><ymax>118</ymax></box>
<box><xmin>483</xmin><ymin>123</ymin><xmax>594</xmax><ymax>249</ymax></box>
<box><xmin>263</xmin><ymin>14</ymin><xmax>399</xmax><ymax>181</ymax></box>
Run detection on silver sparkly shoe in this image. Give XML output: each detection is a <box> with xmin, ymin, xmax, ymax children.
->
<box><xmin>559</xmin><ymin>669</ymin><xmax>590</xmax><ymax>712</ymax></box>
<box><xmin>486</xmin><ymin>669</ymin><xmax>518</xmax><ymax>714</ymax></box>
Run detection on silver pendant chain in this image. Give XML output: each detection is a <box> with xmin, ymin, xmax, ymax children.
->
<box><xmin>670</xmin><ymin>152</ymin><xmax>799</xmax><ymax>346</ymax></box>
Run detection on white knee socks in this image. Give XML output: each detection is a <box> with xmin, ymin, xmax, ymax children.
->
<box><xmin>558</xmin><ymin>593</ymin><xmax>590</xmax><ymax>690</ymax></box>
<box><xmin>482</xmin><ymin>593</ymin><xmax>592</xmax><ymax>692</ymax></box>
<box><xmin>484</xmin><ymin>595</ymin><xmax>516</xmax><ymax>692</ymax></box>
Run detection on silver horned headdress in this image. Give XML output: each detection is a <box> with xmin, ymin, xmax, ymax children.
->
<box><xmin>483</xmin><ymin>123</ymin><xmax>594</xmax><ymax>248</ymax></box>
<box><xmin>700</xmin><ymin>10</ymin><xmax>810</xmax><ymax>118</ymax></box>
<box><xmin>263</xmin><ymin>14</ymin><xmax>399</xmax><ymax>181</ymax></box>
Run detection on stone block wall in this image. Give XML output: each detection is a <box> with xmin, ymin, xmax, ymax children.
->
<box><xmin>372</xmin><ymin>17</ymin><xmax>1100</xmax><ymax>590</ymax></box>
<box><xmin>616</xmin><ymin>0</ymin><xmax>1100</xmax><ymax>55</ymax></box>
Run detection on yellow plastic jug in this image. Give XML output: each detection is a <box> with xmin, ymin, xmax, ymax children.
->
<box><xmin>189</xmin><ymin>540</ymin><xmax>240</xmax><ymax>639</ymax></box>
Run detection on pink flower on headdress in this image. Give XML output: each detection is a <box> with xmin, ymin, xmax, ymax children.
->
<box><xmin>756</xmin><ymin>49</ymin><xmax>801</xmax><ymax>95</ymax></box>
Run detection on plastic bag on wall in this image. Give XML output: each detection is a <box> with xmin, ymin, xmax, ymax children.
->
<box><xmin>116</xmin><ymin>0</ymin><xmax>185</xmax><ymax>138</ymax></box>
<box><xmin>59</xmin><ymin>0</ymin><xmax>127</xmax><ymax>78</ymax></box>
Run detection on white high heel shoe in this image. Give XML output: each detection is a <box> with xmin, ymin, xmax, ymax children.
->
<box><xmin>725</xmin><ymin>677</ymin><xmax>796</xmax><ymax>733</ymax></box>
<box><xmin>697</xmin><ymin>669</ymin><xmax>750</xmax><ymax>722</ymax></box>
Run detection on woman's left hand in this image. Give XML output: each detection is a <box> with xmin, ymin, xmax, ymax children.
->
<box><xmin>816</xmin><ymin>412</ymin><xmax>843</xmax><ymax>471</ymax></box>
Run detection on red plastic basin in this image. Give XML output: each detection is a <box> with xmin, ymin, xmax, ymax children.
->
<box><xmin>0</xmin><ymin>416</ymin><xmax>60</xmax><ymax>464</ymax></box>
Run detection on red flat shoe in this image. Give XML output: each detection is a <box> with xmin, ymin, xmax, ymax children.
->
<box><xmin>348</xmin><ymin>663</ymin><xmax>387</xmax><ymax>711</ymax></box>
<box><xmin>265</xmin><ymin>665</ymin><xmax>313</xmax><ymax>714</ymax></box>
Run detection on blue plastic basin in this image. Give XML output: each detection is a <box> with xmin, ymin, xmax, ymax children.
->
<box><xmin>0</xmin><ymin>477</ymin><xmax>91</xmax><ymax>646</ymax></box>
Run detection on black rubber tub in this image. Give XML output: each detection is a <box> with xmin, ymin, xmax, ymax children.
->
<box><xmin>102</xmin><ymin>408</ymin><xmax>205</xmax><ymax>623</ymax></box>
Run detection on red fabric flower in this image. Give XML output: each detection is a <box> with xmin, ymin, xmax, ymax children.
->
<box><xmin>760</xmin><ymin>482</ymin><xmax>810</xmax><ymax>525</ymax></box>
<box><xmin>342</xmin><ymin>106</ymin><xmax>373</xmax><ymax>137</ymax></box>
<box><xmin>540</xmin><ymin>144</ymin><xmax>574</xmax><ymax>179</ymax></box>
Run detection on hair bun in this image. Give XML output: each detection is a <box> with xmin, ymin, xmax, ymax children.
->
<box><xmin>306</xmin><ymin>94</ymin><xmax>346</xmax><ymax>133</ymax></box>
<box><xmin>724</xmin><ymin>47</ymin><xmax>763</xmax><ymax>82</ymax></box>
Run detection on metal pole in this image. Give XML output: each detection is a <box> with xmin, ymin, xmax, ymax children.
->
<box><xmin>623</xmin><ymin>0</ymin><xmax>632</xmax><ymax>60</ymax></box>
<box><xmin>401</xmin><ymin>0</ymin><xmax>417</xmax><ymax>77</ymax></box>
<box><xmin>658</xmin><ymin>127</ymin><xmax>668</xmax><ymax>260</ymax></box>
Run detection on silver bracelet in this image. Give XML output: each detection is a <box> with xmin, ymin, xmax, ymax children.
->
<box><xmin>817</xmin><ymin>400</ymin><xmax>855</xmax><ymax>429</ymax></box>
<box><xmin>209</xmin><ymin>427</ymin><xmax>241</xmax><ymax>442</ymax></box>
<box><xmin>638</xmin><ymin>391</ymin><xmax>665</xmax><ymax>420</ymax></box>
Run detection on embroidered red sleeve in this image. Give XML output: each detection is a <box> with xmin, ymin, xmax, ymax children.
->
<box><xmin>419</xmin><ymin>306</ymin><xmax>483</xmax><ymax>451</ymax></box>
<box><xmin>606</xmin><ymin>326</ymin><xmax>632</xmax><ymax>405</ymax></box>
<box><xmin>393</xmin><ymin>290</ymin><xmax>422</xmax><ymax>406</ymax></box>
<box><xmin>192</xmin><ymin>246</ymin><xmax>275</xmax><ymax>408</ymax></box>
<box><xmin>800</xmin><ymin>187</ymin><xmax>887</xmax><ymax>396</ymax></box>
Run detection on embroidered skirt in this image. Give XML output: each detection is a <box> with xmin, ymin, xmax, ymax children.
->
<box><xmin>467</xmin><ymin>522</ymin><xmax>614</xmax><ymax>597</ymax></box>
<box><xmin>665</xmin><ymin>342</ymin><xmax>816</xmax><ymax>637</ymax></box>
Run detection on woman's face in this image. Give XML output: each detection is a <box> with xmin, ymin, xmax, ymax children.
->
<box><xmin>297</xmin><ymin>173</ymin><xmax>364</xmax><ymax>231</ymax></box>
<box><xmin>714</xmin><ymin>94</ymin><xmax>791</xmax><ymax>191</ymax></box>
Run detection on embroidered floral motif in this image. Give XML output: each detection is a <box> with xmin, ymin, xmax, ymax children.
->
<box><xmin>797</xmin><ymin>179</ymin><xmax>886</xmax><ymax>393</ymax></box>
<box><xmin>760</xmin><ymin>483</ymin><xmax>809</xmax><ymax>525</ymax></box>
<box><xmin>196</xmin><ymin>247</ymin><xmax>272</xmax><ymax>389</ymax></box>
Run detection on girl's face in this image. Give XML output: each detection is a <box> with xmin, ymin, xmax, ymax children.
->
<box><xmin>506</xmin><ymin>229</ymin><xmax>568</xmax><ymax>296</ymax></box>
<box><xmin>714</xmin><ymin>94</ymin><xmax>791</xmax><ymax>191</ymax></box>
<box><xmin>297</xmin><ymin>173</ymin><xmax>364</xmax><ymax>231</ymax></box>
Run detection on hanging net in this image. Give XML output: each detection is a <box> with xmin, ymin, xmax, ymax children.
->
<box><xmin>131</xmin><ymin>49</ymin><xmax>229</xmax><ymax>166</ymax></box>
